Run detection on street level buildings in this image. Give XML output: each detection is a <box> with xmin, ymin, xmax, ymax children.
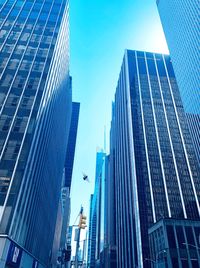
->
<box><xmin>110</xmin><ymin>50</ymin><xmax>200</xmax><ymax>267</ymax></box>
<box><xmin>149</xmin><ymin>218</ymin><xmax>200</xmax><ymax>267</ymax></box>
<box><xmin>157</xmin><ymin>0</ymin><xmax>200</xmax><ymax>165</ymax></box>
<box><xmin>0</xmin><ymin>0</ymin><xmax>76</xmax><ymax>267</ymax></box>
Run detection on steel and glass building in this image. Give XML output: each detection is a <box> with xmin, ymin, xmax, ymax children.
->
<box><xmin>111</xmin><ymin>50</ymin><xmax>200</xmax><ymax>268</ymax></box>
<box><xmin>87</xmin><ymin>150</ymin><xmax>106</xmax><ymax>268</ymax></box>
<box><xmin>87</xmin><ymin>194</ymin><xmax>95</xmax><ymax>268</ymax></box>
<box><xmin>99</xmin><ymin>153</ymin><xmax>117</xmax><ymax>268</ymax></box>
<box><xmin>0</xmin><ymin>0</ymin><xmax>72</xmax><ymax>267</ymax></box>
<box><xmin>156</xmin><ymin>0</ymin><xmax>200</xmax><ymax>165</ymax></box>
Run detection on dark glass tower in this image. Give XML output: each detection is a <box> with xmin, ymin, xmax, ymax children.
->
<box><xmin>110</xmin><ymin>50</ymin><xmax>200</xmax><ymax>267</ymax></box>
<box><xmin>156</xmin><ymin>0</ymin><xmax>200</xmax><ymax>166</ymax></box>
<box><xmin>0</xmin><ymin>0</ymin><xmax>72</xmax><ymax>266</ymax></box>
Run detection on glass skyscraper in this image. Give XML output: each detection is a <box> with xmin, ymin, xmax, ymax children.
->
<box><xmin>157</xmin><ymin>0</ymin><xmax>200</xmax><ymax>165</ymax></box>
<box><xmin>87</xmin><ymin>150</ymin><xmax>106</xmax><ymax>268</ymax></box>
<box><xmin>110</xmin><ymin>50</ymin><xmax>200</xmax><ymax>267</ymax></box>
<box><xmin>0</xmin><ymin>0</ymin><xmax>72</xmax><ymax>267</ymax></box>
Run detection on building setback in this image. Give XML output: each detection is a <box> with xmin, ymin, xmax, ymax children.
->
<box><xmin>0</xmin><ymin>0</ymin><xmax>74</xmax><ymax>267</ymax></box>
<box><xmin>110</xmin><ymin>50</ymin><xmax>200</xmax><ymax>267</ymax></box>
<box><xmin>156</xmin><ymin>0</ymin><xmax>200</xmax><ymax>165</ymax></box>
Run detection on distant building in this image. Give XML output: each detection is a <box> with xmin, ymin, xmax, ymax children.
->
<box><xmin>109</xmin><ymin>50</ymin><xmax>200</xmax><ymax>267</ymax></box>
<box><xmin>157</xmin><ymin>0</ymin><xmax>200</xmax><ymax>165</ymax></box>
<box><xmin>87</xmin><ymin>194</ymin><xmax>95</xmax><ymax>267</ymax></box>
<box><xmin>103</xmin><ymin>115</ymin><xmax>117</xmax><ymax>268</ymax></box>
<box><xmin>0</xmin><ymin>0</ymin><xmax>78</xmax><ymax>267</ymax></box>
<box><xmin>87</xmin><ymin>151</ymin><xmax>106</xmax><ymax>268</ymax></box>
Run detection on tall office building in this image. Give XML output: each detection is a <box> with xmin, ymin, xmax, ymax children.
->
<box><xmin>110</xmin><ymin>50</ymin><xmax>200</xmax><ymax>267</ymax></box>
<box><xmin>87</xmin><ymin>150</ymin><xmax>106</xmax><ymax>268</ymax></box>
<box><xmin>0</xmin><ymin>0</ymin><xmax>73</xmax><ymax>267</ymax></box>
<box><xmin>99</xmin><ymin>153</ymin><xmax>117</xmax><ymax>268</ymax></box>
<box><xmin>87</xmin><ymin>194</ymin><xmax>95</xmax><ymax>267</ymax></box>
<box><xmin>102</xmin><ymin>105</ymin><xmax>117</xmax><ymax>268</ymax></box>
<box><xmin>156</xmin><ymin>0</ymin><xmax>200</xmax><ymax>165</ymax></box>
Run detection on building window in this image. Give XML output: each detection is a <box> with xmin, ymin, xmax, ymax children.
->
<box><xmin>0</xmin><ymin>93</ymin><xmax>6</xmax><ymax>108</ymax></box>
<box><xmin>20</xmin><ymin>95</ymin><xmax>34</xmax><ymax>109</ymax></box>
<box><xmin>13</xmin><ymin>75</ymin><xmax>26</xmax><ymax>89</ymax></box>
<box><xmin>20</xmin><ymin>32</ymin><xmax>30</xmax><ymax>42</ymax></box>
<box><xmin>0</xmin><ymin>29</ymin><xmax>8</xmax><ymax>39</ymax></box>
<box><xmin>5</xmin><ymin>93</ymin><xmax>19</xmax><ymax>108</ymax></box>
<box><xmin>32</xmin><ymin>61</ymin><xmax>44</xmax><ymax>72</ymax></box>
<box><xmin>3</xmin><ymin>140</ymin><xmax>21</xmax><ymax>160</ymax></box>
<box><xmin>2</xmin><ymin>44</ymin><xmax>13</xmax><ymax>54</ymax></box>
<box><xmin>7</xmin><ymin>59</ymin><xmax>20</xmax><ymax>70</ymax></box>
<box><xmin>0</xmin><ymin>169</ymin><xmax>10</xmax><ymax>205</ymax></box>
<box><xmin>166</xmin><ymin>225</ymin><xmax>176</xmax><ymax>248</ymax></box>
<box><xmin>26</xmin><ymin>77</ymin><xmax>40</xmax><ymax>91</ymax></box>
<box><xmin>8</xmin><ymin>31</ymin><xmax>20</xmax><ymax>42</ymax></box>
<box><xmin>0</xmin><ymin>115</ymin><xmax>12</xmax><ymax>131</ymax></box>
<box><xmin>20</xmin><ymin>60</ymin><xmax>31</xmax><ymax>71</ymax></box>
<box><xmin>14</xmin><ymin>45</ymin><xmax>26</xmax><ymax>55</ymax></box>
<box><xmin>12</xmin><ymin>116</ymin><xmax>28</xmax><ymax>133</ymax></box>
<box><xmin>1</xmin><ymin>74</ymin><xmax>13</xmax><ymax>87</ymax></box>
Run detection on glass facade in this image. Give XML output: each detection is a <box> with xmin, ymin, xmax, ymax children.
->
<box><xmin>157</xmin><ymin>0</ymin><xmax>200</xmax><ymax>166</ymax></box>
<box><xmin>0</xmin><ymin>0</ymin><xmax>71</xmax><ymax>266</ymax></box>
<box><xmin>111</xmin><ymin>50</ymin><xmax>200</xmax><ymax>268</ymax></box>
<box><xmin>87</xmin><ymin>194</ymin><xmax>95</xmax><ymax>268</ymax></box>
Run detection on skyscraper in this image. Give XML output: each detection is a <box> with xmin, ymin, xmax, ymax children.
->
<box><xmin>87</xmin><ymin>150</ymin><xmax>106</xmax><ymax>268</ymax></box>
<box><xmin>99</xmin><ymin>153</ymin><xmax>117</xmax><ymax>268</ymax></box>
<box><xmin>87</xmin><ymin>194</ymin><xmax>95</xmax><ymax>267</ymax></box>
<box><xmin>0</xmin><ymin>0</ymin><xmax>73</xmax><ymax>267</ymax></box>
<box><xmin>110</xmin><ymin>50</ymin><xmax>200</xmax><ymax>267</ymax></box>
<box><xmin>156</xmin><ymin>0</ymin><xmax>200</xmax><ymax>165</ymax></box>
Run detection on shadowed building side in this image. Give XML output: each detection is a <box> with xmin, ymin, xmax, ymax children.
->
<box><xmin>0</xmin><ymin>0</ymin><xmax>73</xmax><ymax>266</ymax></box>
<box><xmin>110</xmin><ymin>50</ymin><xmax>200</xmax><ymax>268</ymax></box>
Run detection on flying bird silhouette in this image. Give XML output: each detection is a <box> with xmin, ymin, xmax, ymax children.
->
<box><xmin>82</xmin><ymin>173</ymin><xmax>89</xmax><ymax>182</ymax></box>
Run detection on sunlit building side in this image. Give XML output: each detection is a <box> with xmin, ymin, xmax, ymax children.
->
<box><xmin>87</xmin><ymin>151</ymin><xmax>106</xmax><ymax>268</ymax></box>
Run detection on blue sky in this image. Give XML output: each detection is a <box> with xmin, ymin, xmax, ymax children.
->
<box><xmin>69</xmin><ymin>0</ymin><xmax>169</xmax><ymax>225</ymax></box>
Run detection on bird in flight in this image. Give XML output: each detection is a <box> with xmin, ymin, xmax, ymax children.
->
<box><xmin>83</xmin><ymin>173</ymin><xmax>89</xmax><ymax>182</ymax></box>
